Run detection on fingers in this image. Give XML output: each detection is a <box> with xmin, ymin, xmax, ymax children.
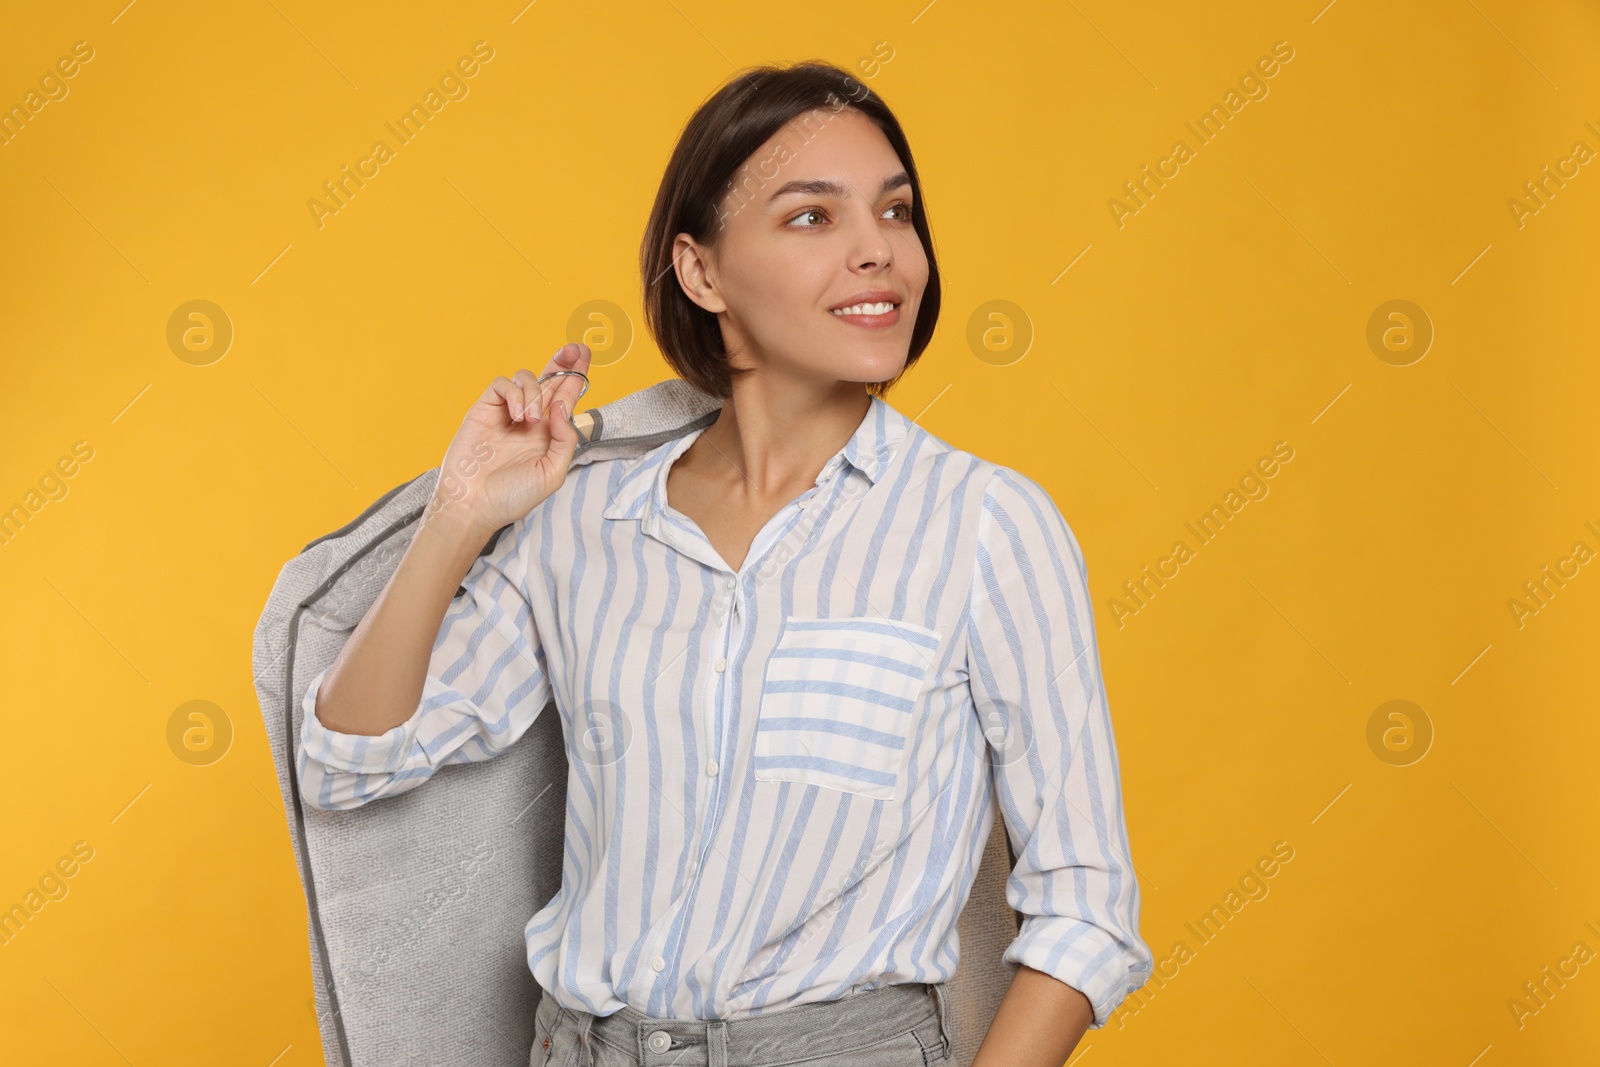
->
<box><xmin>542</xmin><ymin>385</ymin><xmax>582</xmax><ymax>468</ymax></box>
<box><xmin>491</xmin><ymin>344</ymin><xmax>592</xmax><ymax>430</ymax></box>
<box><xmin>506</xmin><ymin>368</ymin><xmax>538</xmax><ymax>423</ymax></box>
<box><xmin>489</xmin><ymin>375</ymin><xmax>524</xmax><ymax>423</ymax></box>
<box><xmin>546</xmin><ymin>393</ymin><xmax>575</xmax><ymax>447</ymax></box>
<box><xmin>531</xmin><ymin>345</ymin><xmax>593</xmax><ymax>424</ymax></box>
<box><xmin>533</xmin><ymin>373</ymin><xmax>585</xmax><ymax>427</ymax></box>
<box><xmin>539</xmin><ymin>342</ymin><xmax>585</xmax><ymax>380</ymax></box>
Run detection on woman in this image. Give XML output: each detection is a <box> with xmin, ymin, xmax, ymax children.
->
<box><xmin>298</xmin><ymin>61</ymin><xmax>1152</xmax><ymax>1067</ymax></box>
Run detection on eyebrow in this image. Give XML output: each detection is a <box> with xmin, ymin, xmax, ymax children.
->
<box><xmin>767</xmin><ymin>172</ymin><xmax>911</xmax><ymax>205</ymax></box>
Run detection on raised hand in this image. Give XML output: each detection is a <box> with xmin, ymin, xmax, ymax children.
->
<box><xmin>426</xmin><ymin>343</ymin><xmax>595</xmax><ymax>535</ymax></box>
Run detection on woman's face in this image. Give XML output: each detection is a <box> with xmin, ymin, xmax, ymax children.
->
<box><xmin>678</xmin><ymin>107</ymin><xmax>930</xmax><ymax>390</ymax></box>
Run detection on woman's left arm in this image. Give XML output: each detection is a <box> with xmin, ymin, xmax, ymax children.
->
<box><xmin>963</xmin><ymin>468</ymin><xmax>1155</xmax><ymax>1065</ymax></box>
<box><xmin>975</xmin><ymin>964</ymin><xmax>1095</xmax><ymax>1067</ymax></box>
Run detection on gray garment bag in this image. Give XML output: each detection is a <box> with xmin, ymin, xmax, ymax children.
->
<box><xmin>252</xmin><ymin>377</ymin><xmax>1020</xmax><ymax>1066</ymax></box>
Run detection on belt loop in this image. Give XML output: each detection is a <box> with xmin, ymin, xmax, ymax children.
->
<box><xmin>929</xmin><ymin>982</ymin><xmax>951</xmax><ymax>1058</ymax></box>
<box><xmin>707</xmin><ymin>1018</ymin><xmax>729</xmax><ymax>1067</ymax></box>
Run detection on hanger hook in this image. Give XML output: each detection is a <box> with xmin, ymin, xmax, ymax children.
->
<box><xmin>537</xmin><ymin>369</ymin><xmax>591</xmax><ymax>437</ymax></box>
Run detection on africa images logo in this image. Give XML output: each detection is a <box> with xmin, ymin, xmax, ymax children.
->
<box><xmin>306</xmin><ymin>41</ymin><xmax>496</xmax><ymax>229</ymax></box>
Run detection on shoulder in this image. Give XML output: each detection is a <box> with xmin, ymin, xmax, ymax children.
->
<box><xmin>888</xmin><ymin>413</ymin><xmax>1081</xmax><ymax>549</ymax></box>
<box><xmin>889</xmin><ymin>415</ymin><xmax>994</xmax><ymax>500</ymax></box>
<box><xmin>901</xmin><ymin>419</ymin><xmax>1062</xmax><ymax>521</ymax></box>
<box><xmin>966</xmin><ymin>460</ymin><xmax>1087</xmax><ymax>576</ymax></box>
<box><xmin>893</xmin><ymin>414</ymin><xmax>1048</xmax><ymax>502</ymax></box>
<box><xmin>980</xmin><ymin>464</ymin><xmax>1066</xmax><ymax>521</ymax></box>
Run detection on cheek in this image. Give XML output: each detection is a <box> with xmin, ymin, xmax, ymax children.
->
<box><xmin>725</xmin><ymin>244</ymin><xmax>832</xmax><ymax>326</ymax></box>
<box><xmin>908</xmin><ymin>241</ymin><xmax>931</xmax><ymax>286</ymax></box>
<box><xmin>893</xmin><ymin>240</ymin><xmax>932</xmax><ymax>307</ymax></box>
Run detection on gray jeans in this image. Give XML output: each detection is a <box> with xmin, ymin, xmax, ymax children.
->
<box><xmin>530</xmin><ymin>981</ymin><xmax>955</xmax><ymax>1067</ymax></box>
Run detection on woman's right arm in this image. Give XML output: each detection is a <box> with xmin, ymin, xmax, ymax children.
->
<box><xmin>296</xmin><ymin>345</ymin><xmax>592</xmax><ymax>812</ymax></box>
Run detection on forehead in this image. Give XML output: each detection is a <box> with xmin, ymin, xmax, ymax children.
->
<box><xmin>740</xmin><ymin>108</ymin><xmax>907</xmax><ymax>199</ymax></box>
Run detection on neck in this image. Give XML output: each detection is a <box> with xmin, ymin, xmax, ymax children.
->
<box><xmin>694</xmin><ymin>378</ymin><xmax>872</xmax><ymax>498</ymax></box>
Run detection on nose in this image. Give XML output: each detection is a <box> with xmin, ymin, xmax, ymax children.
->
<box><xmin>840</xmin><ymin>194</ymin><xmax>897</xmax><ymax>271</ymax></box>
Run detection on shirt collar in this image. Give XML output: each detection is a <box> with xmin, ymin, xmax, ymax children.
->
<box><xmin>601</xmin><ymin>393</ymin><xmax>911</xmax><ymax>522</ymax></box>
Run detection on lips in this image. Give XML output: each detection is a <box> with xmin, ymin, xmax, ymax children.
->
<box><xmin>829</xmin><ymin>302</ymin><xmax>898</xmax><ymax>317</ymax></box>
<box><xmin>828</xmin><ymin>301</ymin><xmax>902</xmax><ymax>330</ymax></box>
<box><xmin>828</xmin><ymin>289</ymin><xmax>902</xmax><ymax>313</ymax></box>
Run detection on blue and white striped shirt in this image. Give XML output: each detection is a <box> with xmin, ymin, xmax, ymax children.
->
<box><xmin>298</xmin><ymin>393</ymin><xmax>1153</xmax><ymax>1028</ymax></box>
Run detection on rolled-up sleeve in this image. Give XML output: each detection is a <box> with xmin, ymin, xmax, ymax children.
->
<box><xmin>297</xmin><ymin>514</ymin><xmax>553</xmax><ymax>811</ymax></box>
<box><xmin>965</xmin><ymin>468</ymin><xmax>1153</xmax><ymax>1029</ymax></box>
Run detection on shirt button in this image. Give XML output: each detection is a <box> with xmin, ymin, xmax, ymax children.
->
<box><xmin>651</xmin><ymin>955</ymin><xmax>665</xmax><ymax>972</ymax></box>
<box><xmin>647</xmin><ymin>1031</ymin><xmax>672</xmax><ymax>1053</ymax></box>
<box><xmin>714</xmin><ymin>657</ymin><xmax>727</xmax><ymax>672</ymax></box>
<box><xmin>725</xmin><ymin>576</ymin><xmax>736</xmax><ymax>590</ymax></box>
<box><xmin>706</xmin><ymin>760</ymin><xmax>719</xmax><ymax>776</ymax></box>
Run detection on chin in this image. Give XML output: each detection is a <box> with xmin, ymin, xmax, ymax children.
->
<box><xmin>854</xmin><ymin>353</ymin><xmax>909</xmax><ymax>382</ymax></box>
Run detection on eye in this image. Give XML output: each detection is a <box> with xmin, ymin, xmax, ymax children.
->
<box><xmin>785</xmin><ymin>208</ymin><xmax>828</xmax><ymax>228</ymax></box>
<box><xmin>784</xmin><ymin>201</ymin><xmax>915</xmax><ymax>229</ymax></box>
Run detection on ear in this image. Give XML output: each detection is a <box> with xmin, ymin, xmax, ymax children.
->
<box><xmin>671</xmin><ymin>232</ymin><xmax>727</xmax><ymax>315</ymax></box>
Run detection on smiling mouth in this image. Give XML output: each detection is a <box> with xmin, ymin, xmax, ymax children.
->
<box><xmin>829</xmin><ymin>301</ymin><xmax>900</xmax><ymax>317</ymax></box>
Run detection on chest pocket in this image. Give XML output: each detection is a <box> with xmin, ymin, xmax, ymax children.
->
<box><xmin>752</xmin><ymin>615</ymin><xmax>942</xmax><ymax>801</ymax></box>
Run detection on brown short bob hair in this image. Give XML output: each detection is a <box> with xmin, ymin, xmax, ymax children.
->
<box><xmin>639</xmin><ymin>60</ymin><xmax>941</xmax><ymax>400</ymax></box>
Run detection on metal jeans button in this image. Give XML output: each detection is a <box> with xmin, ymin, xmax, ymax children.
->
<box><xmin>647</xmin><ymin>1030</ymin><xmax>672</xmax><ymax>1053</ymax></box>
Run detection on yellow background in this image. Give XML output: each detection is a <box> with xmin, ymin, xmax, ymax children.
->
<box><xmin>3</xmin><ymin>0</ymin><xmax>1598</xmax><ymax>1063</ymax></box>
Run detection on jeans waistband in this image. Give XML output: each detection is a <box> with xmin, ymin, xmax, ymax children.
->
<box><xmin>545</xmin><ymin>981</ymin><xmax>951</xmax><ymax>1067</ymax></box>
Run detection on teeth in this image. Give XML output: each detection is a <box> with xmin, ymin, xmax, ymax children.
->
<box><xmin>830</xmin><ymin>301</ymin><xmax>896</xmax><ymax>316</ymax></box>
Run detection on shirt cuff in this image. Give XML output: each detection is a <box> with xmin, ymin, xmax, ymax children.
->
<box><xmin>1002</xmin><ymin>915</ymin><xmax>1151</xmax><ymax>1030</ymax></box>
<box><xmin>299</xmin><ymin>667</ymin><xmax>420</xmax><ymax>775</ymax></box>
